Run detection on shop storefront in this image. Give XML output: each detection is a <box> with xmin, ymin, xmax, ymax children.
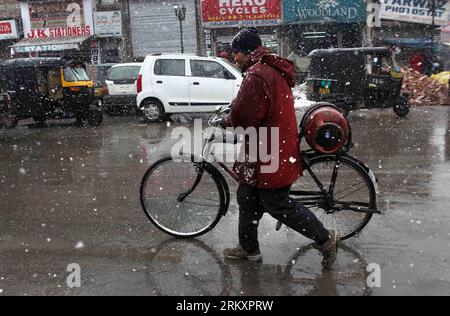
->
<box><xmin>376</xmin><ymin>0</ymin><xmax>449</xmax><ymax>45</ymax></box>
<box><xmin>280</xmin><ymin>0</ymin><xmax>367</xmax><ymax>58</ymax></box>
<box><xmin>12</xmin><ymin>0</ymin><xmax>95</xmax><ymax>60</ymax></box>
<box><xmin>93</xmin><ymin>9</ymin><xmax>125</xmax><ymax>63</ymax></box>
<box><xmin>201</xmin><ymin>0</ymin><xmax>283</xmax><ymax>57</ymax></box>
<box><xmin>375</xmin><ymin>1</ymin><xmax>450</xmax><ymax>70</ymax></box>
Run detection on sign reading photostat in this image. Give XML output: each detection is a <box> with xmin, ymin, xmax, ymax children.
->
<box><xmin>381</xmin><ymin>0</ymin><xmax>450</xmax><ymax>26</ymax></box>
<box><xmin>94</xmin><ymin>11</ymin><xmax>122</xmax><ymax>37</ymax></box>
<box><xmin>283</xmin><ymin>0</ymin><xmax>367</xmax><ymax>24</ymax></box>
<box><xmin>202</xmin><ymin>0</ymin><xmax>282</xmax><ymax>28</ymax></box>
<box><xmin>0</xmin><ymin>20</ymin><xmax>19</xmax><ymax>40</ymax></box>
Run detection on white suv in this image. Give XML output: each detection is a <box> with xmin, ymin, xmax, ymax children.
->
<box><xmin>137</xmin><ymin>54</ymin><xmax>242</xmax><ymax>122</ymax></box>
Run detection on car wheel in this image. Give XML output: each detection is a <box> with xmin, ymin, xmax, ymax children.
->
<box><xmin>33</xmin><ymin>116</ymin><xmax>47</xmax><ymax>127</ymax></box>
<box><xmin>393</xmin><ymin>96</ymin><xmax>410</xmax><ymax>118</ymax></box>
<box><xmin>87</xmin><ymin>110</ymin><xmax>103</xmax><ymax>127</ymax></box>
<box><xmin>2</xmin><ymin>113</ymin><xmax>18</xmax><ymax>129</ymax></box>
<box><xmin>143</xmin><ymin>100</ymin><xmax>165</xmax><ymax>123</ymax></box>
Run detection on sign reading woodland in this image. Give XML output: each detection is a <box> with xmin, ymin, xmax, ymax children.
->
<box><xmin>283</xmin><ymin>0</ymin><xmax>367</xmax><ymax>24</ymax></box>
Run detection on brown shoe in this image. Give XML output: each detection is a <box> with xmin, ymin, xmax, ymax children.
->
<box><xmin>318</xmin><ymin>230</ymin><xmax>339</xmax><ymax>270</ymax></box>
<box><xmin>223</xmin><ymin>246</ymin><xmax>262</xmax><ymax>262</ymax></box>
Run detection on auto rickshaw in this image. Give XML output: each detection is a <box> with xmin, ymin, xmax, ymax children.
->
<box><xmin>0</xmin><ymin>58</ymin><xmax>103</xmax><ymax>128</ymax></box>
<box><xmin>306</xmin><ymin>47</ymin><xmax>410</xmax><ymax>117</ymax></box>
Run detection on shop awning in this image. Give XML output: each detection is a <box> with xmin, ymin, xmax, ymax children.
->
<box><xmin>10</xmin><ymin>35</ymin><xmax>91</xmax><ymax>54</ymax></box>
<box><xmin>381</xmin><ymin>38</ymin><xmax>432</xmax><ymax>50</ymax></box>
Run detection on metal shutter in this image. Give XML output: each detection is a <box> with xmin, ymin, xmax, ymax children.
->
<box><xmin>130</xmin><ymin>0</ymin><xmax>197</xmax><ymax>58</ymax></box>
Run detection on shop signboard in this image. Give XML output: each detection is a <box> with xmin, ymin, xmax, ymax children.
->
<box><xmin>381</xmin><ymin>0</ymin><xmax>449</xmax><ymax>26</ymax></box>
<box><xmin>202</xmin><ymin>0</ymin><xmax>282</xmax><ymax>28</ymax></box>
<box><xmin>13</xmin><ymin>43</ymin><xmax>80</xmax><ymax>53</ymax></box>
<box><xmin>283</xmin><ymin>0</ymin><xmax>367</xmax><ymax>24</ymax></box>
<box><xmin>0</xmin><ymin>20</ymin><xmax>19</xmax><ymax>40</ymax></box>
<box><xmin>90</xmin><ymin>41</ymin><xmax>101</xmax><ymax>64</ymax></box>
<box><xmin>20</xmin><ymin>0</ymin><xmax>94</xmax><ymax>39</ymax></box>
<box><xmin>94</xmin><ymin>11</ymin><xmax>122</xmax><ymax>37</ymax></box>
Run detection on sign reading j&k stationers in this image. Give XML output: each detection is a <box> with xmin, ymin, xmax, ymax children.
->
<box><xmin>20</xmin><ymin>0</ymin><xmax>94</xmax><ymax>39</ymax></box>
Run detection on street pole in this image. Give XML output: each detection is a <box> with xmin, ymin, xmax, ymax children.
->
<box><xmin>174</xmin><ymin>4</ymin><xmax>187</xmax><ymax>54</ymax></box>
<box><xmin>121</xmin><ymin>0</ymin><xmax>134</xmax><ymax>62</ymax></box>
<box><xmin>430</xmin><ymin>0</ymin><xmax>436</xmax><ymax>58</ymax></box>
<box><xmin>180</xmin><ymin>20</ymin><xmax>184</xmax><ymax>53</ymax></box>
<box><xmin>194</xmin><ymin>0</ymin><xmax>206</xmax><ymax>56</ymax></box>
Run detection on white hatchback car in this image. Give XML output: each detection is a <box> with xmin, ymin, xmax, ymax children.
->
<box><xmin>104</xmin><ymin>63</ymin><xmax>142</xmax><ymax>115</ymax></box>
<box><xmin>137</xmin><ymin>54</ymin><xmax>242</xmax><ymax>122</ymax></box>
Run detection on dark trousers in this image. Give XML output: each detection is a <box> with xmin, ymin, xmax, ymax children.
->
<box><xmin>237</xmin><ymin>184</ymin><xmax>330</xmax><ymax>253</ymax></box>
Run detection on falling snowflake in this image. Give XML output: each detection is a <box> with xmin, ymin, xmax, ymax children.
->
<box><xmin>317</xmin><ymin>0</ymin><xmax>339</xmax><ymax>10</ymax></box>
<box><xmin>75</xmin><ymin>241</ymin><xmax>85</xmax><ymax>249</ymax></box>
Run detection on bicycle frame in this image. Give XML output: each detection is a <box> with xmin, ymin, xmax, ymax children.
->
<box><xmin>193</xmin><ymin>125</ymin><xmax>379</xmax><ymax>217</ymax></box>
<box><xmin>141</xmin><ymin>108</ymin><xmax>380</xmax><ymax>240</ymax></box>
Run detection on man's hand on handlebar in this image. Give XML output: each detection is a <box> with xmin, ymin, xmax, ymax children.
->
<box><xmin>210</xmin><ymin>116</ymin><xmax>227</xmax><ymax>129</ymax></box>
<box><xmin>210</xmin><ymin>106</ymin><xmax>231</xmax><ymax>129</ymax></box>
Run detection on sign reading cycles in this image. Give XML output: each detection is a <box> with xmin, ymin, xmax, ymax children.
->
<box><xmin>202</xmin><ymin>0</ymin><xmax>282</xmax><ymax>28</ymax></box>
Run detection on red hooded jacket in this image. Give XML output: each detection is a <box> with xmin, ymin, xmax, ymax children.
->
<box><xmin>224</xmin><ymin>46</ymin><xmax>302</xmax><ymax>189</ymax></box>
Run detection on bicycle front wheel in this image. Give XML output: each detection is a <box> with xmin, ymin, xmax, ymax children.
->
<box><xmin>140</xmin><ymin>156</ymin><xmax>225</xmax><ymax>238</ymax></box>
<box><xmin>291</xmin><ymin>155</ymin><xmax>377</xmax><ymax>241</ymax></box>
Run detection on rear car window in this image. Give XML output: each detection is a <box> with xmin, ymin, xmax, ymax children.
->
<box><xmin>107</xmin><ymin>66</ymin><xmax>141</xmax><ymax>81</ymax></box>
<box><xmin>154</xmin><ymin>59</ymin><xmax>185</xmax><ymax>76</ymax></box>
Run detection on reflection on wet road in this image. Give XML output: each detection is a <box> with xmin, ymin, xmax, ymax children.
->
<box><xmin>0</xmin><ymin>107</ymin><xmax>449</xmax><ymax>296</ymax></box>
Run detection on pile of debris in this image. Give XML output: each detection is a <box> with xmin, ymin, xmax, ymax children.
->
<box><xmin>402</xmin><ymin>68</ymin><xmax>450</xmax><ymax>106</ymax></box>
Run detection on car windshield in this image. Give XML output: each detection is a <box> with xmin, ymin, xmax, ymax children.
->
<box><xmin>107</xmin><ymin>66</ymin><xmax>141</xmax><ymax>81</ymax></box>
<box><xmin>63</xmin><ymin>66</ymin><xmax>90</xmax><ymax>82</ymax></box>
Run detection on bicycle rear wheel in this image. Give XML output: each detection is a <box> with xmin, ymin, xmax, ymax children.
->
<box><xmin>291</xmin><ymin>155</ymin><xmax>377</xmax><ymax>241</ymax></box>
<box><xmin>140</xmin><ymin>156</ymin><xmax>225</xmax><ymax>238</ymax></box>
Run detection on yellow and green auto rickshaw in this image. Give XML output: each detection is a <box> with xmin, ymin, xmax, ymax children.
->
<box><xmin>0</xmin><ymin>57</ymin><xmax>103</xmax><ymax>128</ymax></box>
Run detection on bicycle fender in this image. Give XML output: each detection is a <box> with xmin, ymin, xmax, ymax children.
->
<box><xmin>341</xmin><ymin>153</ymin><xmax>380</xmax><ymax>197</ymax></box>
<box><xmin>186</xmin><ymin>155</ymin><xmax>230</xmax><ymax>217</ymax></box>
<box><xmin>203</xmin><ymin>162</ymin><xmax>230</xmax><ymax>217</ymax></box>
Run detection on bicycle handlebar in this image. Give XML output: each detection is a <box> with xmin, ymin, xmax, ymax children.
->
<box><xmin>208</xmin><ymin>106</ymin><xmax>230</xmax><ymax>128</ymax></box>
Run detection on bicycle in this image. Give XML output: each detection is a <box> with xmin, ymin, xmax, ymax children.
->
<box><xmin>140</xmin><ymin>104</ymin><xmax>380</xmax><ymax>241</ymax></box>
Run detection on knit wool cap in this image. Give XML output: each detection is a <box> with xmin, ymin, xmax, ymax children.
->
<box><xmin>231</xmin><ymin>27</ymin><xmax>262</xmax><ymax>55</ymax></box>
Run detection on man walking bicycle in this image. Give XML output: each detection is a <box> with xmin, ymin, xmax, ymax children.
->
<box><xmin>216</xmin><ymin>28</ymin><xmax>338</xmax><ymax>269</ymax></box>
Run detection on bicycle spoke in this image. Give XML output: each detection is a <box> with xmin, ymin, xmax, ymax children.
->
<box><xmin>183</xmin><ymin>200</ymin><xmax>221</xmax><ymax>208</ymax></box>
<box><xmin>333</xmin><ymin>179</ymin><xmax>366</xmax><ymax>198</ymax></box>
<box><xmin>335</xmin><ymin>215</ymin><xmax>353</xmax><ymax>235</ymax></box>
<box><xmin>334</xmin><ymin>184</ymin><xmax>368</xmax><ymax>201</ymax></box>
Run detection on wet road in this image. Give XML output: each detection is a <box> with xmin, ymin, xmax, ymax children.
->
<box><xmin>0</xmin><ymin>107</ymin><xmax>449</xmax><ymax>296</ymax></box>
